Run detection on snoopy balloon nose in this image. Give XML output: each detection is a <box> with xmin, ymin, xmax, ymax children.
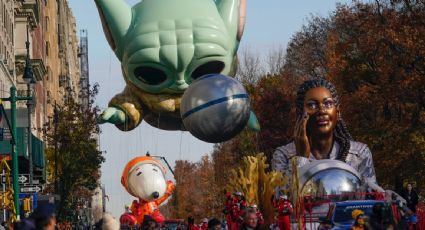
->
<box><xmin>152</xmin><ymin>191</ymin><xmax>160</xmax><ymax>199</ymax></box>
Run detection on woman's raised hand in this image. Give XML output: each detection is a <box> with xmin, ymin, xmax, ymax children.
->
<box><xmin>294</xmin><ymin>112</ymin><xmax>310</xmax><ymax>158</ymax></box>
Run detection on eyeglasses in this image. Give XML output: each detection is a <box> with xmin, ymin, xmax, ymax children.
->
<box><xmin>305</xmin><ymin>98</ymin><xmax>336</xmax><ymax>111</ymax></box>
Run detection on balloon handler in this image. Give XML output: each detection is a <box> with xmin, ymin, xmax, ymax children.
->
<box><xmin>224</xmin><ymin>191</ymin><xmax>247</xmax><ymax>230</ymax></box>
<box><xmin>272</xmin><ymin>194</ymin><xmax>293</xmax><ymax>230</ymax></box>
<box><xmin>120</xmin><ymin>155</ymin><xmax>175</xmax><ymax>225</ymax></box>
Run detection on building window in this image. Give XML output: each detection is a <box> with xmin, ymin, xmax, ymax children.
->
<box><xmin>46</xmin><ymin>41</ymin><xmax>50</xmax><ymax>56</ymax></box>
<box><xmin>57</xmin><ymin>33</ymin><xmax>60</xmax><ymax>47</ymax></box>
<box><xmin>8</xmin><ymin>25</ymin><xmax>11</xmax><ymax>44</ymax></box>
<box><xmin>3</xmin><ymin>8</ymin><xmax>5</xmax><ymax>28</ymax></box>
<box><xmin>46</xmin><ymin>90</ymin><xmax>51</xmax><ymax>104</ymax></box>
<box><xmin>47</xmin><ymin>67</ymin><xmax>52</xmax><ymax>82</ymax></box>
<box><xmin>45</xmin><ymin>16</ymin><xmax>49</xmax><ymax>31</ymax></box>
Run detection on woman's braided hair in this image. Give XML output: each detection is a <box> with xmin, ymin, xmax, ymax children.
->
<box><xmin>295</xmin><ymin>79</ymin><xmax>353</xmax><ymax>161</ymax></box>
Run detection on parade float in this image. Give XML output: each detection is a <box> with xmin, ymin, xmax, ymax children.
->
<box><xmin>225</xmin><ymin>155</ymin><xmax>423</xmax><ymax>230</ymax></box>
<box><xmin>226</xmin><ymin>153</ymin><xmax>287</xmax><ymax>228</ymax></box>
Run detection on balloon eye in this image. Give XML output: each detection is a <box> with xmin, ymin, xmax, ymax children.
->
<box><xmin>191</xmin><ymin>61</ymin><xmax>225</xmax><ymax>80</ymax></box>
<box><xmin>134</xmin><ymin>66</ymin><xmax>167</xmax><ymax>85</ymax></box>
<box><xmin>137</xmin><ymin>172</ymin><xmax>142</xmax><ymax>176</ymax></box>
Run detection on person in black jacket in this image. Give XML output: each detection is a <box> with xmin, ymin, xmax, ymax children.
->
<box><xmin>401</xmin><ymin>183</ymin><xmax>419</xmax><ymax>213</ymax></box>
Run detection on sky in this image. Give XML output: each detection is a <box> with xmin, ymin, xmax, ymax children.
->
<box><xmin>68</xmin><ymin>0</ymin><xmax>352</xmax><ymax>220</ymax></box>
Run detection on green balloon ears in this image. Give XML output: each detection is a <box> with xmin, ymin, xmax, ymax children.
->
<box><xmin>94</xmin><ymin>0</ymin><xmax>131</xmax><ymax>54</ymax></box>
<box><xmin>94</xmin><ymin>0</ymin><xmax>246</xmax><ymax>60</ymax></box>
<box><xmin>215</xmin><ymin>0</ymin><xmax>246</xmax><ymax>41</ymax></box>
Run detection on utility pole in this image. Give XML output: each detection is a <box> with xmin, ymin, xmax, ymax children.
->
<box><xmin>24</xmin><ymin>24</ymin><xmax>36</xmax><ymax>185</ymax></box>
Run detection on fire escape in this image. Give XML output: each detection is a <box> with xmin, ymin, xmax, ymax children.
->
<box><xmin>78</xmin><ymin>29</ymin><xmax>89</xmax><ymax>108</ymax></box>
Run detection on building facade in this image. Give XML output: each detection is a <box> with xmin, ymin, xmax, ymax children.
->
<box><xmin>13</xmin><ymin>0</ymin><xmax>81</xmax><ymax>128</ymax></box>
<box><xmin>0</xmin><ymin>0</ymin><xmax>93</xmax><ymax>220</ymax></box>
<box><xmin>44</xmin><ymin>0</ymin><xmax>61</xmax><ymax>117</ymax></box>
<box><xmin>0</xmin><ymin>0</ymin><xmax>15</xmax><ymax>102</ymax></box>
<box><xmin>0</xmin><ymin>0</ymin><xmax>82</xmax><ymax>184</ymax></box>
<box><xmin>57</xmin><ymin>0</ymin><xmax>80</xmax><ymax>104</ymax></box>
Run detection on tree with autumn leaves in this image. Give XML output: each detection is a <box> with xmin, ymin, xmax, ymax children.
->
<box><xmin>165</xmin><ymin>0</ymin><xmax>424</xmax><ymax>221</ymax></box>
<box><xmin>44</xmin><ymin>85</ymin><xmax>105</xmax><ymax>221</ymax></box>
<box><xmin>326</xmin><ymin>0</ymin><xmax>425</xmax><ymax>192</ymax></box>
<box><xmin>165</xmin><ymin>157</ymin><xmax>222</xmax><ymax>220</ymax></box>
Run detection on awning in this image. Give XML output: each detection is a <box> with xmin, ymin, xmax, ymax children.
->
<box><xmin>0</xmin><ymin>127</ymin><xmax>27</xmax><ymax>156</ymax></box>
<box><xmin>31</xmin><ymin>133</ymin><xmax>45</xmax><ymax>168</ymax></box>
<box><xmin>0</xmin><ymin>127</ymin><xmax>45</xmax><ymax>168</ymax></box>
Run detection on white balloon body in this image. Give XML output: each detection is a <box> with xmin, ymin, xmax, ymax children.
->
<box><xmin>180</xmin><ymin>74</ymin><xmax>251</xmax><ymax>143</ymax></box>
<box><xmin>127</xmin><ymin>163</ymin><xmax>167</xmax><ymax>202</ymax></box>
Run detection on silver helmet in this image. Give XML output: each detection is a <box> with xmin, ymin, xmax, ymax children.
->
<box><xmin>298</xmin><ymin>159</ymin><xmax>364</xmax><ymax>202</ymax></box>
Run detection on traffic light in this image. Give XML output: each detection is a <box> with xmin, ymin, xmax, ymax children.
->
<box><xmin>23</xmin><ymin>198</ymin><xmax>31</xmax><ymax>212</ymax></box>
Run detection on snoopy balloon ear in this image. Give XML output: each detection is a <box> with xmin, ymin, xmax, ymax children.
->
<box><xmin>121</xmin><ymin>175</ymin><xmax>132</xmax><ymax>195</ymax></box>
<box><xmin>94</xmin><ymin>0</ymin><xmax>131</xmax><ymax>59</ymax></box>
<box><xmin>121</xmin><ymin>176</ymin><xmax>125</xmax><ymax>187</ymax></box>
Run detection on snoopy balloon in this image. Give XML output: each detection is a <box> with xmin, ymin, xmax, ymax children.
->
<box><xmin>121</xmin><ymin>156</ymin><xmax>175</xmax><ymax>224</ymax></box>
<box><xmin>95</xmin><ymin>0</ymin><xmax>248</xmax><ymax>131</ymax></box>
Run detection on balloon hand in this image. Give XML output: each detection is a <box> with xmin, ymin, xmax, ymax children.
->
<box><xmin>98</xmin><ymin>107</ymin><xmax>127</xmax><ymax>125</ymax></box>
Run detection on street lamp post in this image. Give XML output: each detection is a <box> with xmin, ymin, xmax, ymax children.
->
<box><xmin>0</xmin><ymin>88</ymin><xmax>32</xmax><ymax>221</ymax></box>
<box><xmin>23</xmin><ymin>24</ymin><xmax>36</xmax><ymax>186</ymax></box>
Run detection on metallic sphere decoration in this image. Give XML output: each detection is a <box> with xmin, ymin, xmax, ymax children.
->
<box><xmin>299</xmin><ymin>160</ymin><xmax>363</xmax><ymax>202</ymax></box>
<box><xmin>180</xmin><ymin>74</ymin><xmax>251</xmax><ymax>143</ymax></box>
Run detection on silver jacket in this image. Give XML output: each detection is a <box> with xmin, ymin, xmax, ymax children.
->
<box><xmin>272</xmin><ymin>141</ymin><xmax>377</xmax><ymax>185</ymax></box>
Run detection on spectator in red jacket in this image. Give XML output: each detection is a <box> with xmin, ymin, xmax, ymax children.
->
<box><xmin>187</xmin><ymin>217</ymin><xmax>200</xmax><ymax>230</ymax></box>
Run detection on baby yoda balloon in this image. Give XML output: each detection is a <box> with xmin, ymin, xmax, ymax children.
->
<box><xmin>95</xmin><ymin>0</ymin><xmax>248</xmax><ymax>132</ymax></box>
